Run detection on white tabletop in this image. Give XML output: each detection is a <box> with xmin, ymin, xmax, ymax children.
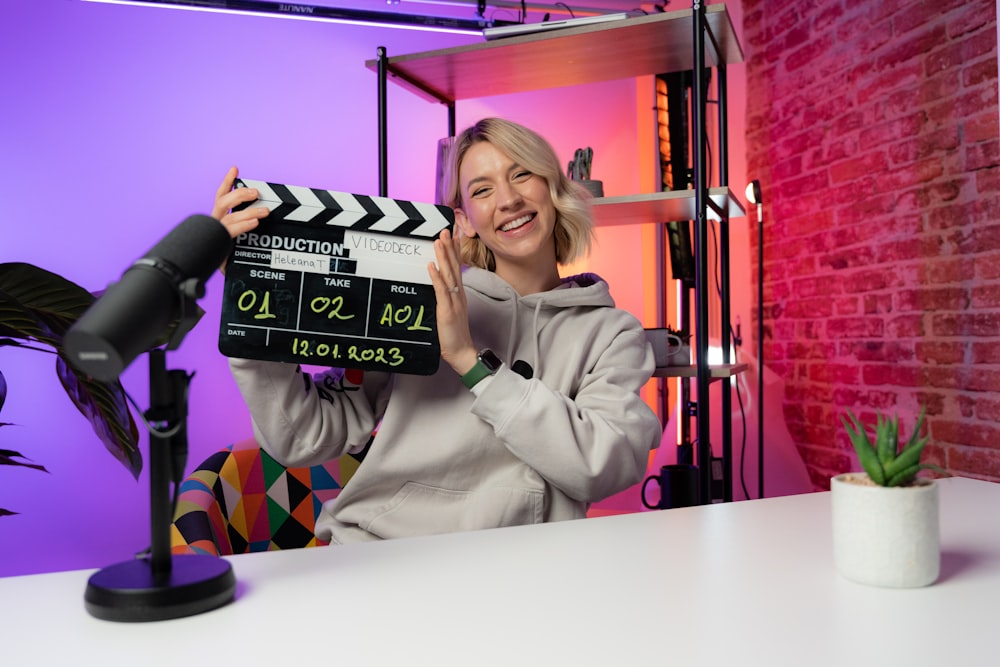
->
<box><xmin>3</xmin><ymin>477</ymin><xmax>998</xmax><ymax>666</ymax></box>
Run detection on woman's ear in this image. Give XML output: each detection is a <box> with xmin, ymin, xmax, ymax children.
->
<box><xmin>453</xmin><ymin>208</ymin><xmax>477</xmax><ymax>239</ymax></box>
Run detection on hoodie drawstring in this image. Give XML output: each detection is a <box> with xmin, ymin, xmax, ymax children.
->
<box><xmin>530</xmin><ymin>299</ymin><xmax>543</xmax><ymax>378</ymax></box>
<box><xmin>502</xmin><ymin>289</ymin><xmax>543</xmax><ymax>379</ymax></box>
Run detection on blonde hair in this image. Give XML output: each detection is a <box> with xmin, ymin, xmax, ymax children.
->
<box><xmin>441</xmin><ymin>118</ymin><xmax>594</xmax><ymax>270</ymax></box>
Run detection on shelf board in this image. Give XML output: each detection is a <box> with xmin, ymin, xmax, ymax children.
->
<box><xmin>365</xmin><ymin>5</ymin><xmax>744</xmax><ymax>103</ymax></box>
<box><xmin>591</xmin><ymin>188</ymin><xmax>745</xmax><ymax>226</ymax></box>
<box><xmin>653</xmin><ymin>363</ymin><xmax>748</xmax><ymax>379</ymax></box>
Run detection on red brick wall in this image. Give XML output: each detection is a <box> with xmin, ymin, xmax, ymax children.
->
<box><xmin>742</xmin><ymin>0</ymin><xmax>1000</xmax><ymax>488</ymax></box>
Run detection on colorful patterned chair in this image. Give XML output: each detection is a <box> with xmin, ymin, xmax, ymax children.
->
<box><xmin>170</xmin><ymin>437</ymin><xmax>360</xmax><ymax>556</ymax></box>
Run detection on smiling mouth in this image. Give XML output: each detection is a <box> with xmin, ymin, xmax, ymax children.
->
<box><xmin>500</xmin><ymin>213</ymin><xmax>534</xmax><ymax>232</ymax></box>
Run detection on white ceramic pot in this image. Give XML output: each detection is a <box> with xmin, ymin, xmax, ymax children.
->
<box><xmin>830</xmin><ymin>473</ymin><xmax>940</xmax><ymax>588</ymax></box>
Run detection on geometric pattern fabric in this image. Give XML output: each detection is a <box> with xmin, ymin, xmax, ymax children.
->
<box><xmin>171</xmin><ymin>438</ymin><xmax>358</xmax><ymax>556</ymax></box>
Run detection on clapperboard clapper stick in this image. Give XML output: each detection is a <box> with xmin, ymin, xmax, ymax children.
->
<box><xmin>218</xmin><ymin>179</ymin><xmax>454</xmax><ymax>375</ymax></box>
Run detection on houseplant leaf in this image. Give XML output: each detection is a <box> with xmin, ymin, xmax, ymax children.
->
<box><xmin>0</xmin><ymin>262</ymin><xmax>141</xmax><ymax>479</ymax></box>
<box><xmin>840</xmin><ymin>407</ymin><xmax>943</xmax><ymax>487</ymax></box>
<box><xmin>0</xmin><ymin>447</ymin><xmax>48</xmax><ymax>473</ymax></box>
<box><xmin>55</xmin><ymin>355</ymin><xmax>141</xmax><ymax>476</ymax></box>
<box><xmin>841</xmin><ymin>411</ymin><xmax>885</xmax><ymax>485</ymax></box>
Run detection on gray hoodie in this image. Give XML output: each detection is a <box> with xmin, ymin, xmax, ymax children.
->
<box><xmin>229</xmin><ymin>267</ymin><xmax>661</xmax><ymax>544</ymax></box>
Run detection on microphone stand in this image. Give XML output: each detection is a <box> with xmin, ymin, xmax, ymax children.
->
<box><xmin>84</xmin><ymin>279</ymin><xmax>235</xmax><ymax>622</ymax></box>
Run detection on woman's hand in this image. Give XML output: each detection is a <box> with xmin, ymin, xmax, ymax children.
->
<box><xmin>213</xmin><ymin>166</ymin><xmax>270</xmax><ymax>239</ymax></box>
<box><xmin>428</xmin><ymin>228</ymin><xmax>478</xmax><ymax>377</ymax></box>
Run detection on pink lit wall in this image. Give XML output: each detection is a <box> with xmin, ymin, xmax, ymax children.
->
<box><xmin>1</xmin><ymin>0</ymin><xmax>672</xmax><ymax>576</ymax></box>
<box><xmin>744</xmin><ymin>0</ymin><xmax>1000</xmax><ymax>488</ymax></box>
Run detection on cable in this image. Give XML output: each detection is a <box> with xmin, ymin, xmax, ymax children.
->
<box><xmin>123</xmin><ymin>368</ymin><xmax>195</xmax><ymax>557</ymax></box>
<box><xmin>554</xmin><ymin>2</ymin><xmax>573</xmax><ymax>17</ymax></box>
<box><xmin>124</xmin><ymin>376</ymin><xmax>194</xmax><ymax>441</ymax></box>
<box><xmin>733</xmin><ymin>348</ymin><xmax>750</xmax><ymax>500</ymax></box>
<box><xmin>709</xmin><ymin>196</ymin><xmax>751</xmax><ymax>499</ymax></box>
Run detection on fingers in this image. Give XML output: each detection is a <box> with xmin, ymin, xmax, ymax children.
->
<box><xmin>213</xmin><ymin>166</ymin><xmax>239</xmax><ymax>212</ymax></box>
<box><xmin>433</xmin><ymin>228</ymin><xmax>463</xmax><ymax>292</ymax></box>
<box><xmin>212</xmin><ymin>166</ymin><xmax>269</xmax><ymax>239</ymax></box>
<box><xmin>427</xmin><ymin>229</ymin><xmax>466</xmax><ymax>311</ymax></box>
<box><xmin>428</xmin><ymin>229</ymin><xmax>476</xmax><ymax>375</ymax></box>
<box><xmin>212</xmin><ymin>166</ymin><xmax>242</xmax><ymax>220</ymax></box>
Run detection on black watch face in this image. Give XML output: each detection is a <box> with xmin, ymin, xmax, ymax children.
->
<box><xmin>480</xmin><ymin>349</ymin><xmax>502</xmax><ymax>372</ymax></box>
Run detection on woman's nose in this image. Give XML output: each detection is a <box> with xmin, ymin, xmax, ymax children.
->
<box><xmin>497</xmin><ymin>184</ymin><xmax>523</xmax><ymax>209</ymax></box>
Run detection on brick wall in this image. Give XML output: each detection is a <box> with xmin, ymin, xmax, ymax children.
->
<box><xmin>742</xmin><ymin>0</ymin><xmax>1000</xmax><ymax>488</ymax></box>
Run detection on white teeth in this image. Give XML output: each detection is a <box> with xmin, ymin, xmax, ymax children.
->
<box><xmin>500</xmin><ymin>214</ymin><xmax>532</xmax><ymax>232</ymax></box>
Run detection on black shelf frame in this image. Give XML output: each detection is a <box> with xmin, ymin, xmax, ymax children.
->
<box><xmin>371</xmin><ymin>2</ymin><xmax>745</xmax><ymax>505</ymax></box>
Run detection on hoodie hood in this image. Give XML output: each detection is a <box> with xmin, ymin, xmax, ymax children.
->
<box><xmin>460</xmin><ymin>267</ymin><xmax>617</xmax><ymax>380</ymax></box>
<box><xmin>461</xmin><ymin>267</ymin><xmax>616</xmax><ymax>309</ymax></box>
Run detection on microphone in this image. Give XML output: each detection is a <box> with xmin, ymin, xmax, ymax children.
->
<box><xmin>65</xmin><ymin>214</ymin><xmax>232</xmax><ymax>382</ymax></box>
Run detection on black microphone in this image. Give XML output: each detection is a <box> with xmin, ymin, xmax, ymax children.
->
<box><xmin>64</xmin><ymin>214</ymin><xmax>232</xmax><ymax>382</ymax></box>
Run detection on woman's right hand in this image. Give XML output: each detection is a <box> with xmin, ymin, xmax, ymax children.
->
<box><xmin>213</xmin><ymin>166</ymin><xmax>270</xmax><ymax>239</ymax></box>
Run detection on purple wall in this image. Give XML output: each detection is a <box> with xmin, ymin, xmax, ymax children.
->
<box><xmin>1</xmin><ymin>0</ymin><xmax>645</xmax><ymax>576</ymax></box>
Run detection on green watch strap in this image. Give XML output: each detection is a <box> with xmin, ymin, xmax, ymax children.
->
<box><xmin>461</xmin><ymin>349</ymin><xmax>501</xmax><ymax>389</ymax></box>
<box><xmin>461</xmin><ymin>360</ymin><xmax>492</xmax><ymax>389</ymax></box>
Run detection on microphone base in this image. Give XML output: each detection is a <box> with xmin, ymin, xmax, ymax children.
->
<box><xmin>84</xmin><ymin>554</ymin><xmax>236</xmax><ymax>622</ymax></box>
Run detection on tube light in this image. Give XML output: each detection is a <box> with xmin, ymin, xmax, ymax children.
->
<box><xmin>79</xmin><ymin>0</ymin><xmax>499</xmax><ymax>34</ymax></box>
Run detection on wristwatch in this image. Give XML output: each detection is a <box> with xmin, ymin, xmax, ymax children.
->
<box><xmin>461</xmin><ymin>348</ymin><xmax>502</xmax><ymax>389</ymax></box>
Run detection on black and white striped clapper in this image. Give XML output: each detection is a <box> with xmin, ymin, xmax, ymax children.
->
<box><xmin>234</xmin><ymin>179</ymin><xmax>453</xmax><ymax>239</ymax></box>
<box><xmin>219</xmin><ymin>179</ymin><xmax>455</xmax><ymax>376</ymax></box>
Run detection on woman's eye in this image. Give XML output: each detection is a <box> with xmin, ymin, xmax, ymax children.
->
<box><xmin>471</xmin><ymin>187</ymin><xmax>489</xmax><ymax>197</ymax></box>
<box><xmin>514</xmin><ymin>171</ymin><xmax>531</xmax><ymax>180</ymax></box>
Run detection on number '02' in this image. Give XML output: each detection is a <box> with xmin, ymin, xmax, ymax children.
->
<box><xmin>311</xmin><ymin>295</ymin><xmax>354</xmax><ymax>320</ymax></box>
<box><xmin>237</xmin><ymin>289</ymin><xmax>276</xmax><ymax>320</ymax></box>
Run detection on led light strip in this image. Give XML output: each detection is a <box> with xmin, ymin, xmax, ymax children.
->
<box><xmin>79</xmin><ymin>0</ymin><xmax>499</xmax><ymax>34</ymax></box>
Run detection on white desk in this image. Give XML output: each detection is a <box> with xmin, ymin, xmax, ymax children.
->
<box><xmin>3</xmin><ymin>477</ymin><xmax>999</xmax><ymax>665</ymax></box>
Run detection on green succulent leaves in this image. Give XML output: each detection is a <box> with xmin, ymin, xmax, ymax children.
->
<box><xmin>840</xmin><ymin>407</ymin><xmax>942</xmax><ymax>487</ymax></box>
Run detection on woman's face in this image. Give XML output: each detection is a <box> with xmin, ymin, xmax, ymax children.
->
<box><xmin>453</xmin><ymin>140</ymin><xmax>557</xmax><ymax>274</ymax></box>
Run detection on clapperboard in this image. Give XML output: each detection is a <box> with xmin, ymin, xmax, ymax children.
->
<box><xmin>218</xmin><ymin>179</ymin><xmax>454</xmax><ymax>375</ymax></box>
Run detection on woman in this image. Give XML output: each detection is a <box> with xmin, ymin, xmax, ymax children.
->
<box><xmin>214</xmin><ymin>118</ymin><xmax>661</xmax><ymax>544</ymax></box>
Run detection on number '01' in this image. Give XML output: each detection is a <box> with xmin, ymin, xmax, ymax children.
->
<box><xmin>237</xmin><ymin>289</ymin><xmax>276</xmax><ymax>320</ymax></box>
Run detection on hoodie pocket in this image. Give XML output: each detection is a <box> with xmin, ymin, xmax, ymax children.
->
<box><xmin>362</xmin><ymin>482</ymin><xmax>544</xmax><ymax>538</ymax></box>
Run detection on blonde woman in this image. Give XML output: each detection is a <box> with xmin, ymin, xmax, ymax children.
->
<box><xmin>214</xmin><ymin>118</ymin><xmax>660</xmax><ymax>543</ymax></box>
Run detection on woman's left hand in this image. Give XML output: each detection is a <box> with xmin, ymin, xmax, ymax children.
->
<box><xmin>428</xmin><ymin>228</ymin><xmax>478</xmax><ymax>377</ymax></box>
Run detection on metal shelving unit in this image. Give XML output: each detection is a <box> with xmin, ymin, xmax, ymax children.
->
<box><xmin>368</xmin><ymin>3</ymin><xmax>745</xmax><ymax>504</ymax></box>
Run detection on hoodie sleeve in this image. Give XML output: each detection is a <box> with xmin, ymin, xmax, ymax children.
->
<box><xmin>228</xmin><ymin>357</ymin><xmax>390</xmax><ymax>468</ymax></box>
<box><xmin>468</xmin><ymin>315</ymin><xmax>661</xmax><ymax>503</ymax></box>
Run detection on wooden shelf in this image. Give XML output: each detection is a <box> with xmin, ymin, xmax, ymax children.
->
<box><xmin>592</xmin><ymin>188</ymin><xmax>745</xmax><ymax>227</ymax></box>
<box><xmin>653</xmin><ymin>363</ymin><xmax>748</xmax><ymax>379</ymax></box>
<box><xmin>365</xmin><ymin>6</ymin><xmax>744</xmax><ymax>103</ymax></box>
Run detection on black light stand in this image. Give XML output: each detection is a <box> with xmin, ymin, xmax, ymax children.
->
<box><xmin>746</xmin><ymin>180</ymin><xmax>764</xmax><ymax>500</ymax></box>
<box><xmin>84</xmin><ymin>281</ymin><xmax>235</xmax><ymax>622</ymax></box>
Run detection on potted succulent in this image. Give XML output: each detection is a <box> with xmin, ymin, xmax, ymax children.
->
<box><xmin>831</xmin><ymin>407</ymin><xmax>945</xmax><ymax>588</ymax></box>
<box><xmin>0</xmin><ymin>262</ymin><xmax>141</xmax><ymax>516</ymax></box>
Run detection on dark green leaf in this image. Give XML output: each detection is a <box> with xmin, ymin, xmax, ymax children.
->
<box><xmin>56</xmin><ymin>356</ymin><xmax>141</xmax><ymax>479</ymax></box>
<box><xmin>0</xmin><ymin>262</ymin><xmax>142</xmax><ymax>479</ymax></box>
<box><xmin>0</xmin><ymin>448</ymin><xmax>48</xmax><ymax>473</ymax></box>
<box><xmin>0</xmin><ymin>262</ymin><xmax>96</xmax><ymax>348</ymax></box>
